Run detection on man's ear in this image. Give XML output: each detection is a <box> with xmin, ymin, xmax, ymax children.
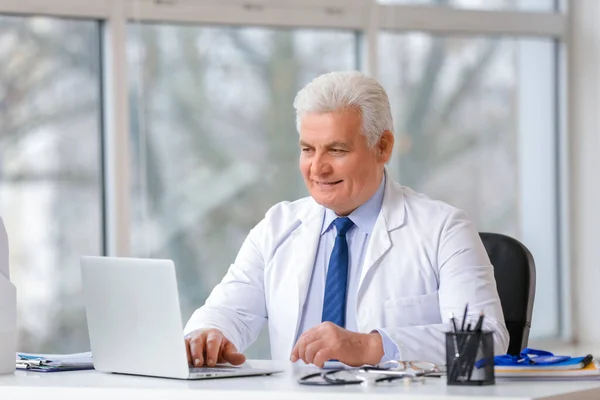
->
<box><xmin>377</xmin><ymin>130</ymin><xmax>395</xmax><ymax>163</ymax></box>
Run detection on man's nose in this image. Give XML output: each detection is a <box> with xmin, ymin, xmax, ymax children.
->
<box><xmin>311</xmin><ymin>153</ymin><xmax>332</xmax><ymax>176</ymax></box>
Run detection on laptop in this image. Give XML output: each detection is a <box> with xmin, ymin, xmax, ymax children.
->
<box><xmin>80</xmin><ymin>256</ymin><xmax>282</xmax><ymax>380</ymax></box>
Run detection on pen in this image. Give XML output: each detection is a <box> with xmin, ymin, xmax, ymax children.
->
<box><xmin>473</xmin><ymin>311</ymin><xmax>485</xmax><ymax>332</ymax></box>
<box><xmin>460</xmin><ymin>304</ymin><xmax>469</xmax><ymax>332</ymax></box>
<box><xmin>457</xmin><ymin>306</ymin><xmax>469</xmax><ymax>355</ymax></box>
<box><xmin>16</xmin><ymin>359</ymin><xmax>45</xmax><ymax>369</ymax></box>
<box><xmin>449</xmin><ymin>313</ymin><xmax>460</xmax><ymax>358</ymax></box>
<box><xmin>448</xmin><ymin>313</ymin><xmax>463</xmax><ymax>382</ymax></box>
<box><xmin>465</xmin><ymin>312</ymin><xmax>485</xmax><ymax>380</ymax></box>
<box><xmin>581</xmin><ymin>354</ymin><xmax>594</xmax><ymax>368</ymax></box>
<box><xmin>450</xmin><ymin>313</ymin><xmax>458</xmax><ymax>333</ymax></box>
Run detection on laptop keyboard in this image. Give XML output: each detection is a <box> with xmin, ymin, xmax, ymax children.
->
<box><xmin>190</xmin><ymin>367</ymin><xmax>240</xmax><ymax>373</ymax></box>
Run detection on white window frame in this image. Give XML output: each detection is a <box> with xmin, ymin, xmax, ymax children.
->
<box><xmin>0</xmin><ymin>0</ymin><xmax>570</xmax><ymax>341</ymax></box>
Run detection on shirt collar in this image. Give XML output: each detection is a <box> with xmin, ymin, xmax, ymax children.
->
<box><xmin>321</xmin><ymin>174</ymin><xmax>386</xmax><ymax>236</ymax></box>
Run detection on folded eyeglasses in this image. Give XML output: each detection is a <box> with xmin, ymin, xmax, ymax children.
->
<box><xmin>298</xmin><ymin>360</ymin><xmax>443</xmax><ymax>386</ymax></box>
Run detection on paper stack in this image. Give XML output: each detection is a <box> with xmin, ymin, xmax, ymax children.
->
<box><xmin>16</xmin><ymin>351</ymin><xmax>94</xmax><ymax>372</ymax></box>
<box><xmin>495</xmin><ymin>355</ymin><xmax>600</xmax><ymax>380</ymax></box>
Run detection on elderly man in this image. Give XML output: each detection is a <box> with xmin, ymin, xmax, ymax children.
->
<box><xmin>184</xmin><ymin>71</ymin><xmax>509</xmax><ymax>368</ymax></box>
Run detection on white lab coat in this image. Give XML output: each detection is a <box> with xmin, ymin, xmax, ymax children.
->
<box><xmin>184</xmin><ymin>175</ymin><xmax>509</xmax><ymax>365</ymax></box>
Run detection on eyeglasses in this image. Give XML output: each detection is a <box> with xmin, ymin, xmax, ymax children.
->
<box><xmin>298</xmin><ymin>360</ymin><xmax>443</xmax><ymax>386</ymax></box>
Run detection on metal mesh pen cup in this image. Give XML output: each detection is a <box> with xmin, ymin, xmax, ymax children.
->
<box><xmin>445</xmin><ymin>331</ymin><xmax>495</xmax><ymax>386</ymax></box>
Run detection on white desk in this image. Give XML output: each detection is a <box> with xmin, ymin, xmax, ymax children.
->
<box><xmin>1</xmin><ymin>360</ymin><xmax>600</xmax><ymax>400</ymax></box>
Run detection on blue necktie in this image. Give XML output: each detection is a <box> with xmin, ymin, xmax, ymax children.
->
<box><xmin>321</xmin><ymin>217</ymin><xmax>355</xmax><ymax>328</ymax></box>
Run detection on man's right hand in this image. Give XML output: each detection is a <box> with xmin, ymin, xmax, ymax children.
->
<box><xmin>185</xmin><ymin>328</ymin><xmax>246</xmax><ymax>367</ymax></box>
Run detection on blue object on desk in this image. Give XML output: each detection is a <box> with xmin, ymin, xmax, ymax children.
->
<box><xmin>475</xmin><ymin>348</ymin><xmax>593</xmax><ymax>370</ymax></box>
<box><xmin>494</xmin><ymin>348</ymin><xmax>571</xmax><ymax>366</ymax></box>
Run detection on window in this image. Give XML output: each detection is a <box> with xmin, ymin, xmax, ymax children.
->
<box><xmin>127</xmin><ymin>23</ymin><xmax>357</xmax><ymax>358</ymax></box>
<box><xmin>1</xmin><ymin>0</ymin><xmax>566</xmax><ymax>355</ymax></box>
<box><xmin>380</xmin><ymin>33</ymin><xmax>559</xmax><ymax>338</ymax></box>
<box><xmin>378</xmin><ymin>0</ymin><xmax>556</xmax><ymax>12</ymax></box>
<box><xmin>0</xmin><ymin>16</ymin><xmax>103</xmax><ymax>352</ymax></box>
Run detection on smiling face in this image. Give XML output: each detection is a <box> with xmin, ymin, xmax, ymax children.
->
<box><xmin>299</xmin><ymin>108</ymin><xmax>394</xmax><ymax>216</ymax></box>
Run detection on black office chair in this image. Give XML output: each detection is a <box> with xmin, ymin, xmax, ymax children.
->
<box><xmin>479</xmin><ymin>232</ymin><xmax>536</xmax><ymax>356</ymax></box>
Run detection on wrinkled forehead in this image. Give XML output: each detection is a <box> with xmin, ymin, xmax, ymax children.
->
<box><xmin>298</xmin><ymin>117</ymin><xmax>373</xmax><ymax>154</ymax></box>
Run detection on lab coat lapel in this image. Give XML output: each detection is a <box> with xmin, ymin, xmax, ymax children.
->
<box><xmin>284</xmin><ymin>203</ymin><xmax>323</xmax><ymax>351</ymax></box>
<box><xmin>358</xmin><ymin>176</ymin><xmax>406</xmax><ymax>293</ymax></box>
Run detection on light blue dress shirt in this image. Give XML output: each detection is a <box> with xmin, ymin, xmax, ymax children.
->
<box><xmin>297</xmin><ymin>175</ymin><xmax>400</xmax><ymax>363</ymax></box>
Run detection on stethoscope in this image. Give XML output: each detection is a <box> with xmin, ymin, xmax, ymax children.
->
<box><xmin>298</xmin><ymin>360</ymin><xmax>441</xmax><ymax>386</ymax></box>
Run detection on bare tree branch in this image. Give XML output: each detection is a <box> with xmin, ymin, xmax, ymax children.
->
<box><xmin>0</xmin><ymin>101</ymin><xmax>96</xmax><ymax>149</ymax></box>
<box><xmin>226</xmin><ymin>30</ymin><xmax>269</xmax><ymax>81</ymax></box>
<box><xmin>433</xmin><ymin>120</ymin><xmax>507</xmax><ymax>173</ymax></box>
<box><xmin>1</xmin><ymin>170</ymin><xmax>97</xmax><ymax>183</ymax></box>
<box><xmin>431</xmin><ymin>38</ymin><xmax>500</xmax><ymax>136</ymax></box>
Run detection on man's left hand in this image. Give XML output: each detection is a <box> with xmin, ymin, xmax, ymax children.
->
<box><xmin>290</xmin><ymin>322</ymin><xmax>384</xmax><ymax>367</ymax></box>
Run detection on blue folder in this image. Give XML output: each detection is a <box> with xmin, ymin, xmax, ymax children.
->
<box><xmin>492</xmin><ymin>348</ymin><xmax>593</xmax><ymax>370</ymax></box>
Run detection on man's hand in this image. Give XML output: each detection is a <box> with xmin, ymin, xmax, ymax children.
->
<box><xmin>185</xmin><ymin>328</ymin><xmax>246</xmax><ymax>367</ymax></box>
<box><xmin>290</xmin><ymin>322</ymin><xmax>384</xmax><ymax>367</ymax></box>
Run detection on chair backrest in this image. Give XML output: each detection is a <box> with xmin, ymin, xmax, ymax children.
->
<box><xmin>479</xmin><ymin>232</ymin><xmax>536</xmax><ymax>355</ymax></box>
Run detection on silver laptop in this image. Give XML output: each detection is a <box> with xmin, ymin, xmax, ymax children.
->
<box><xmin>80</xmin><ymin>256</ymin><xmax>282</xmax><ymax>380</ymax></box>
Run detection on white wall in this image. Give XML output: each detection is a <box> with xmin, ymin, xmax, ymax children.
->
<box><xmin>568</xmin><ymin>0</ymin><xmax>600</xmax><ymax>347</ymax></box>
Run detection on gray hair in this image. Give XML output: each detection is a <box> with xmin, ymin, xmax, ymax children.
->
<box><xmin>293</xmin><ymin>71</ymin><xmax>394</xmax><ymax>147</ymax></box>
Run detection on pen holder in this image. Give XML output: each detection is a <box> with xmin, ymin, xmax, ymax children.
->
<box><xmin>445</xmin><ymin>331</ymin><xmax>495</xmax><ymax>386</ymax></box>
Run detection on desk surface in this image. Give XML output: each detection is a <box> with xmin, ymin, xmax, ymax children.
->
<box><xmin>1</xmin><ymin>360</ymin><xmax>600</xmax><ymax>400</ymax></box>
